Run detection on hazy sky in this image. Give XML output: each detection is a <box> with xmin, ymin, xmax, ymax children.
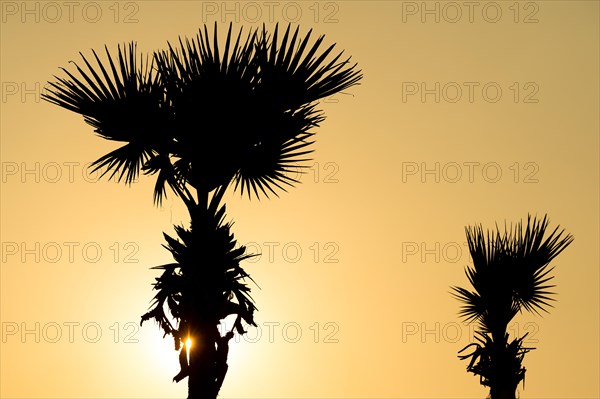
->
<box><xmin>1</xmin><ymin>1</ymin><xmax>598</xmax><ymax>398</ymax></box>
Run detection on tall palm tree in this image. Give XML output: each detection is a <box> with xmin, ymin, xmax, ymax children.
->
<box><xmin>42</xmin><ymin>23</ymin><xmax>362</xmax><ymax>398</ymax></box>
<box><xmin>451</xmin><ymin>214</ymin><xmax>573</xmax><ymax>399</ymax></box>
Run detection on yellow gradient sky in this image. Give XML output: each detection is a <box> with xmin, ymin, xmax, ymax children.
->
<box><xmin>1</xmin><ymin>1</ymin><xmax>598</xmax><ymax>398</ymax></box>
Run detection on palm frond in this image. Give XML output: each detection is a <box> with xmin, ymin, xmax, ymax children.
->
<box><xmin>88</xmin><ymin>142</ymin><xmax>153</xmax><ymax>185</ymax></box>
<box><xmin>222</xmin><ymin>23</ymin><xmax>360</xmax><ymax>199</ymax></box>
<box><xmin>256</xmin><ymin>23</ymin><xmax>363</xmax><ymax>110</ymax></box>
<box><xmin>507</xmin><ymin>215</ymin><xmax>574</xmax><ymax>314</ymax></box>
<box><xmin>140</xmin><ymin>261</ymin><xmax>181</xmax><ymax>337</ymax></box>
<box><xmin>142</xmin><ymin>153</ymin><xmax>195</xmax><ymax>208</ymax></box>
<box><xmin>450</xmin><ymin>285</ymin><xmax>486</xmax><ymax>325</ymax></box>
<box><xmin>154</xmin><ymin>23</ymin><xmax>259</xmax><ymax>192</ymax></box>
<box><xmin>458</xmin><ymin>331</ymin><xmax>533</xmax><ymax>389</ymax></box>
<box><xmin>43</xmin><ymin>43</ymin><xmax>170</xmax><ymax>185</ymax></box>
<box><xmin>232</xmin><ymin>102</ymin><xmax>323</xmax><ymax>199</ymax></box>
<box><xmin>142</xmin><ymin>153</ymin><xmax>172</xmax><ymax>205</ymax></box>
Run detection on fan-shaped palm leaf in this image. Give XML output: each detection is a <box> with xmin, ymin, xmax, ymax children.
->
<box><xmin>228</xmin><ymin>23</ymin><xmax>361</xmax><ymax>199</ymax></box>
<box><xmin>153</xmin><ymin>23</ymin><xmax>260</xmax><ymax>192</ymax></box>
<box><xmin>506</xmin><ymin>215</ymin><xmax>574</xmax><ymax>315</ymax></box>
<box><xmin>43</xmin><ymin>43</ymin><xmax>170</xmax><ymax>185</ymax></box>
<box><xmin>256</xmin><ymin>23</ymin><xmax>362</xmax><ymax>110</ymax></box>
<box><xmin>233</xmin><ymin>104</ymin><xmax>322</xmax><ymax>199</ymax></box>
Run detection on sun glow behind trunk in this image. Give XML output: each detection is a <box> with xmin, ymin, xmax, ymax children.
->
<box><xmin>185</xmin><ymin>338</ymin><xmax>192</xmax><ymax>364</ymax></box>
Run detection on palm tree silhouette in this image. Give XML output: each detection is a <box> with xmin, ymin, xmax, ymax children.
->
<box><xmin>451</xmin><ymin>214</ymin><xmax>573</xmax><ymax>399</ymax></box>
<box><xmin>43</xmin><ymin>23</ymin><xmax>362</xmax><ymax>398</ymax></box>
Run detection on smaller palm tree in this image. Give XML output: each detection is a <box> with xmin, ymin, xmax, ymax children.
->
<box><xmin>451</xmin><ymin>214</ymin><xmax>573</xmax><ymax>399</ymax></box>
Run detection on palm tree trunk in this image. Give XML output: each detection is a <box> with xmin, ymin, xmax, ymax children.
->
<box><xmin>186</xmin><ymin>189</ymin><xmax>223</xmax><ymax>399</ymax></box>
<box><xmin>187</xmin><ymin>321</ymin><xmax>218</xmax><ymax>399</ymax></box>
<box><xmin>490</xmin><ymin>387</ymin><xmax>517</xmax><ymax>399</ymax></box>
<box><xmin>489</xmin><ymin>328</ymin><xmax>517</xmax><ymax>399</ymax></box>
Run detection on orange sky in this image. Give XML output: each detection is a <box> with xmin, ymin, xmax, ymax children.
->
<box><xmin>1</xmin><ymin>1</ymin><xmax>598</xmax><ymax>398</ymax></box>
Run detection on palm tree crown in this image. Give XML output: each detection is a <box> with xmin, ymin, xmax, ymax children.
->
<box><xmin>43</xmin><ymin>23</ymin><xmax>362</xmax><ymax>203</ymax></box>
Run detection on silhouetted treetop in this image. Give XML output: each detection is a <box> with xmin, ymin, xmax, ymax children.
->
<box><xmin>43</xmin><ymin>23</ymin><xmax>362</xmax><ymax>201</ymax></box>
